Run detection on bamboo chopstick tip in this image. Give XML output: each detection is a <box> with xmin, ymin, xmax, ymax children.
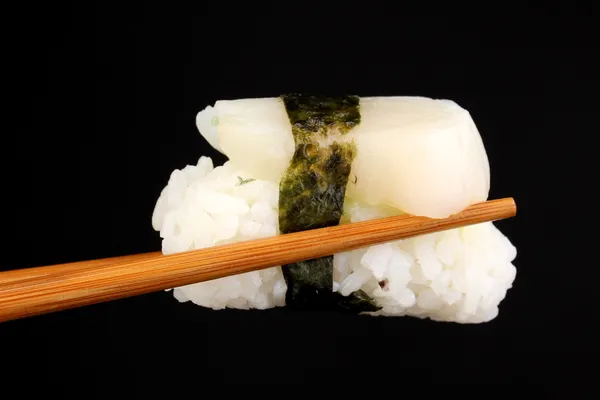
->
<box><xmin>507</xmin><ymin>197</ymin><xmax>517</xmax><ymax>216</ymax></box>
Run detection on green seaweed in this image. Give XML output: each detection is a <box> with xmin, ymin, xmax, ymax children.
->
<box><xmin>236</xmin><ymin>176</ymin><xmax>256</xmax><ymax>186</ymax></box>
<box><xmin>278</xmin><ymin>141</ymin><xmax>354</xmax><ymax>234</ymax></box>
<box><xmin>281</xmin><ymin>93</ymin><xmax>361</xmax><ymax>142</ymax></box>
<box><xmin>278</xmin><ymin>94</ymin><xmax>380</xmax><ymax>313</ymax></box>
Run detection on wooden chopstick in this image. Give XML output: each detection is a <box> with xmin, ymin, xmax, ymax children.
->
<box><xmin>0</xmin><ymin>197</ymin><xmax>516</xmax><ymax>322</ymax></box>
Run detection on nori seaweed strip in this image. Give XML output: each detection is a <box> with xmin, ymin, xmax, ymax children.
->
<box><xmin>278</xmin><ymin>94</ymin><xmax>380</xmax><ymax>312</ymax></box>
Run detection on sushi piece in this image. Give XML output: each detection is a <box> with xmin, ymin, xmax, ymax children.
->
<box><xmin>152</xmin><ymin>94</ymin><xmax>517</xmax><ymax>323</ymax></box>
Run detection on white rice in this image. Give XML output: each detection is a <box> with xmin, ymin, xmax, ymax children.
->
<box><xmin>152</xmin><ymin>156</ymin><xmax>517</xmax><ymax>323</ymax></box>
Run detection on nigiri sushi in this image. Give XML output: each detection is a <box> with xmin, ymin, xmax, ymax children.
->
<box><xmin>152</xmin><ymin>94</ymin><xmax>517</xmax><ymax>323</ymax></box>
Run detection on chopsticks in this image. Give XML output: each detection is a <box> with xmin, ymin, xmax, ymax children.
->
<box><xmin>0</xmin><ymin>197</ymin><xmax>516</xmax><ymax>322</ymax></box>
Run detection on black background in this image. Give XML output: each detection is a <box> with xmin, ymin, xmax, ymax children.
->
<box><xmin>2</xmin><ymin>3</ymin><xmax>597</xmax><ymax>391</ymax></box>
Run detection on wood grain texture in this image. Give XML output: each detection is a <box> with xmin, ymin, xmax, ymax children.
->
<box><xmin>0</xmin><ymin>197</ymin><xmax>516</xmax><ymax>322</ymax></box>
